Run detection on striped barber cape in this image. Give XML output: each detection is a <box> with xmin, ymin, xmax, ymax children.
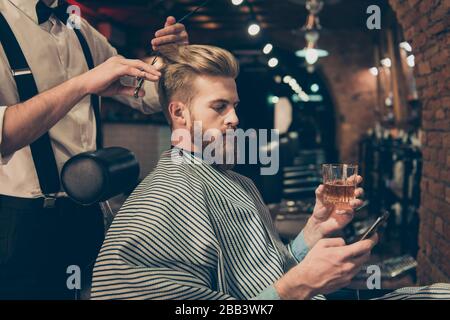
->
<box><xmin>91</xmin><ymin>148</ymin><xmax>299</xmax><ymax>300</ymax></box>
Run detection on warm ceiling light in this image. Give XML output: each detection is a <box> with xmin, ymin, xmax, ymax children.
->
<box><xmin>268</xmin><ymin>57</ymin><xmax>278</xmax><ymax>68</ymax></box>
<box><xmin>263</xmin><ymin>43</ymin><xmax>273</xmax><ymax>55</ymax></box>
<box><xmin>274</xmin><ymin>75</ymin><xmax>282</xmax><ymax>83</ymax></box>
<box><xmin>248</xmin><ymin>23</ymin><xmax>260</xmax><ymax>36</ymax></box>
<box><xmin>267</xmin><ymin>95</ymin><xmax>279</xmax><ymax>104</ymax></box>
<box><xmin>298</xmin><ymin>91</ymin><xmax>310</xmax><ymax>102</ymax></box>
<box><xmin>231</xmin><ymin>0</ymin><xmax>244</xmax><ymax>5</ymax></box>
<box><xmin>283</xmin><ymin>75</ymin><xmax>292</xmax><ymax>83</ymax></box>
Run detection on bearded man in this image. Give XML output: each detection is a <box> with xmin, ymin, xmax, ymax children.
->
<box><xmin>90</xmin><ymin>44</ymin><xmax>379</xmax><ymax>300</ymax></box>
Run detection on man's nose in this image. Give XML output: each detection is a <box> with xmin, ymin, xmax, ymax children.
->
<box><xmin>225</xmin><ymin>109</ymin><xmax>239</xmax><ymax>128</ymax></box>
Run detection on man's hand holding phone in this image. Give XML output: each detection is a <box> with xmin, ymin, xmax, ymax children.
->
<box><xmin>359</xmin><ymin>210</ymin><xmax>390</xmax><ymax>241</ymax></box>
<box><xmin>274</xmin><ymin>233</ymin><xmax>378</xmax><ymax>299</ymax></box>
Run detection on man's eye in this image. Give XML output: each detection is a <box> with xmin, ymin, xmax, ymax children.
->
<box><xmin>213</xmin><ymin>103</ymin><xmax>227</xmax><ymax>111</ymax></box>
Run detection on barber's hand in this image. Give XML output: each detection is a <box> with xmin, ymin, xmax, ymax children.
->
<box><xmin>151</xmin><ymin>16</ymin><xmax>189</xmax><ymax>51</ymax></box>
<box><xmin>302</xmin><ymin>175</ymin><xmax>365</xmax><ymax>248</ymax></box>
<box><xmin>274</xmin><ymin>234</ymin><xmax>378</xmax><ymax>299</ymax></box>
<box><xmin>80</xmin><ymin>55</ymin><xmax>161</xmax><ymax>97</ymax></box>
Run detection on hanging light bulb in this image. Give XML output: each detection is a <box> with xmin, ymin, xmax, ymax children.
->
<box><xmin>231</xmin><ymin>0</ymin><xmax>244</xmax><ymax>5</ymax></box>
<box><xmin>305</xmin><ymin>48</ymin><xmax>319</xmax><ymax>64</ymax></box>
<box><xmin>295</xmin><ymin>0</ymin><xmax>328</xmax><ymax>66</ymax></box>
<box><xmin>296</xmin><ymin>47</ymin><xmax>328</xmax><ymax>63</ymax></box>
<box><xmin>263</xmin><ymin>43</ymin><xmax>273</xmax><ymax>55</ymax></box>
<box><xmin>248</xmin><ymin>23</ymin><xmax>260</xmax><ymax>36</ymax></box>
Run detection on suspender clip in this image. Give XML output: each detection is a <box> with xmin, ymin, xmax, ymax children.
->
<box><xmin>43</xmin><ymin>195</ymin><xmax>57</xmax><ymax>208</ymax></box>
<box><xmin>11</xmin><ymin>68</ymin><xmax>32</xmax><ymax>77</ymax></box>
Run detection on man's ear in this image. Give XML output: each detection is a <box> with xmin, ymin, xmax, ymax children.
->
<box><xmin>168</xmin><ymin>101</ymin><xmax>188</xmax><ymax>127</ymax></box>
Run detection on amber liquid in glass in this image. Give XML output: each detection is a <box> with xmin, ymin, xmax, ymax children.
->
<box><xmin>323</xmin><ymin>181</ymin><xmax>356</xmax><ymax>208</ymax></box>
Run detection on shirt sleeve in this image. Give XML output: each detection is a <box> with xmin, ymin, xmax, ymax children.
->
<box><xmin>81</xmin><ymin>19</ymin><xmax>162</xmax><ymax>114</ymax></box>
<box><xmin>287</xmin><ymin>229</ymin><xmax>310</xmax><ymax>263</ymax></box>
<box><xmin>252</xmin><ymin>285</ymin><xmax>281</xmax><ymax>300</ymax></box>
<box><xmin>0</xmin><ymin>105</ymin><xmax>13</xmax><ymax>165</ymax></box>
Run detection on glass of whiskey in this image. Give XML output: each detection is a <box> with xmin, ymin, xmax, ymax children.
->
<box><xmin>322</xmin><ymin>164</ymin><xmax>358</xmax><ymax>210</ymax></box>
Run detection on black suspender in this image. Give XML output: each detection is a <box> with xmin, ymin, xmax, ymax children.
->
<box><xmin>73</xmin><ymin>29</ymin><xmax>103</xmax><ymax>149</ymax></box>
<box><xmin>0</xmin><ymin>13</ymin><xmax>103</xmax><ymax>197</ymax></box>
<box><xmin>0</xmin><ymin>13</ymin><xmax>60</xmax><ymax>195</ymax></box>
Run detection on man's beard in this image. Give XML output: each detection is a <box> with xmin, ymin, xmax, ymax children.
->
<box><xmin>190</xmin><ymin>120</ymin><xmax>238</xmax><ymax>171</ymax></box>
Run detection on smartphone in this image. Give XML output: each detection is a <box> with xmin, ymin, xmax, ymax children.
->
<box><xmin>359</xmin><ymin>210</ymin><xmax>390</xmax><ymax>241</ymax></box>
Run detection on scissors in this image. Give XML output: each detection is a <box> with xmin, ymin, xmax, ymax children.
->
<box><xmin>133</xmin><ymin>0</ymin><xmax>211</xmax><ymax>98</ymax></box>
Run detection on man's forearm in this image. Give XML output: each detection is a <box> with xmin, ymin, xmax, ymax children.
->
<box><xmin>0</xmin><ymin>75</ymin><xmax>88</xmax><ymax>156</ymax></box>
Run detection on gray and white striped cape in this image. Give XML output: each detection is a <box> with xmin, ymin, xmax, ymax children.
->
<box><xmin>91</xmin><ymin>148</ymin><xmax>300</xmax><ymax>300</ymax></box>
<box><xmin>374</xmin><ymin>283</ymin><xmax>450</xmax><ymax>300</ymax></box>
<box><xmin>91</xmin><ymin>148</ymin><xmax>450</xmax><ymax>300</ymax></box>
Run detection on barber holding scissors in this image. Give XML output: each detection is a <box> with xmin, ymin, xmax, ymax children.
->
<box><xmin>0</xmin><ymin>0</ymin><xmax>188</xmax><ymax>299</ymax></box>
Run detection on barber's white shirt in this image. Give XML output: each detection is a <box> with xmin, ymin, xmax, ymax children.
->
<box><xmin>0</xmin><ymin>0</ymin><xmax>161</xmax><ymax>198</ymax></box>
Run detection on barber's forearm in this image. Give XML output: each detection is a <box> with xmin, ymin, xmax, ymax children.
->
<box><xmin>0</xmin><ymin>75</ymin><xmax>88</xmax><ymax>156</ymax></box>
<box><xmin>111</xmin><ymin>79</ymin><xmax>161</xmax><ymax>114</ymax></box>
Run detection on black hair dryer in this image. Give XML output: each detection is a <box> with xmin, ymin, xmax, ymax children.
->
<box><xmin>61</xmin><ymin>147</ymin><xmax>140</xmax><ymax>206</ymax></box>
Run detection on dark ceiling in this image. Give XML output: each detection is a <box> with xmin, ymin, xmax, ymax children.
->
<box><xmin>74</xmin><ymin>0</ymin><xmax>389</xmax><ymax>49</ymax></box>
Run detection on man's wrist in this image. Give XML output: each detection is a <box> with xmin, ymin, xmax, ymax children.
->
<box><xmin>302</xmin><ymin>218</ymin><xmax>322</xmax><ymax>249</ymax></box>
<box><xmin>73</xmin><ymin>72</ymin><xmax>91</xmax><ymax>97</ymax></box>
<box><xmin>274</xmin><ymin>271</ymin><xmax>315</xmax><ymax>300</ymax></box>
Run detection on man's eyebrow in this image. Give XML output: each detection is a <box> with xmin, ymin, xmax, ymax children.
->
<box><xmin>209</xmin><ymin>99</ymin><xmax>240</xmax><ymax>105</ymax></box>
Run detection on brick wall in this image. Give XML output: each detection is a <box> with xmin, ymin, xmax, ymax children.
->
<box><xmin>273</xmin><ymin>30</ymin><xmax>378</xmax><ymax>163</ymax></box>
<box><xmin>319</xmin><ymin>31</ymin><xmax>378</xmax><ymax>163</ymax></box>
<box><xmin>388</xmin><ymin>0</ymin><xmax>450</xmax><ymax>283</ymax></box>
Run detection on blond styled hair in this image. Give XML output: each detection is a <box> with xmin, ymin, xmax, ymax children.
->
<box><xmin>157</xmin><ymin>44</ymin><xmax>240</xmax><ymax>123</ymax></box>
